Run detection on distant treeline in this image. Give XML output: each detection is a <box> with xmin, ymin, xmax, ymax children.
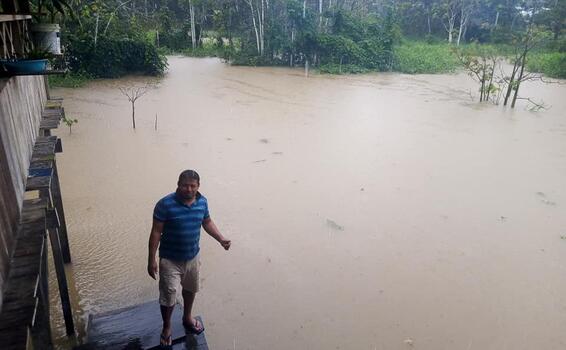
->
<box><xmin>51</xmin><ymin>0</ymin><xmax>564</xmax><ymax>78</ymax></box>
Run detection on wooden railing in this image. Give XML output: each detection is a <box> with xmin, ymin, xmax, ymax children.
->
<box><xmin>0</xmin><ymin>14</ymin><xmax>32</xmax><ymax>59</ymax></box>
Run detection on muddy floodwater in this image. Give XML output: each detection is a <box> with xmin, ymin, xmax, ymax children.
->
<box><xmin>51</xmin><ymin>57</ymin><xmax>566</xmax><ymax>349</ymax></box>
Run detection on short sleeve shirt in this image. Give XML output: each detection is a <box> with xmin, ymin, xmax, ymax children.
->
<box><xmin>153</xmin><ymin>192</ymin><xmax>210</xmax><ymax>261</ymax></box>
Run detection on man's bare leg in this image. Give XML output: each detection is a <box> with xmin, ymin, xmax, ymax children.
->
<box><xmin>182</xmin><ymin>289</ymin><xmax>203</xmax><ymax>332</ymax></box>
<box><xmin>160</xmin><ymin>305</ymin><xmax>174</xmax><ymax>345</ymax></box>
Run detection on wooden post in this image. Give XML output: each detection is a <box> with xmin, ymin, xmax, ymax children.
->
<box><xmin>44</xmin><ymin>75</ymin><xmax>52</xmax><ymax>100</ymax></box>
<box><xmin>27</xmin><ymin>175</ymin><xmax>75</xmax><ymax>337</ymax></box>
<box><xmin>51</xmin><ymin>160</ymin><xmax>71</xmax><ymax>263</ymax></box>
<box><xmin>47</xmin><ymin>208</ymin><xmax>75</xmax><ymax>336</ymax></box>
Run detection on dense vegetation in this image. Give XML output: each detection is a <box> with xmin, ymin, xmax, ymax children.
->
<box><xmin>42</xmin><ymin>0</ymin><xmax>564</xmax><ymax>81</ymax></box>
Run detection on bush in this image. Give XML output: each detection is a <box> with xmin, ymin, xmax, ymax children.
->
<box><xmin>182</xmin><ymin>38</ymin><xmax>226</xmax><ymax>58</ymax></box>
<box><xmin>65</xmin><ymin>34</ymin><xmax>168</xmax><ymax>78</ymax></box>
<box><xmin>159</xmin><ymin>27</ymin><xmax>192</xmax><ymax>51</ymax></box>
<box><xmin>393</xmin><ymin>42</ymin><xmax>459</xmax><ymax>74</ymax></box>
<box><xmin>48</xmin><ymin>71</ymin><xmax>92</xmax><ymax>88</ymax></box>
<box><xmin>527</xmin><ymin>52</ymin><xmax>566</xmax><ymax>79</ymax></box>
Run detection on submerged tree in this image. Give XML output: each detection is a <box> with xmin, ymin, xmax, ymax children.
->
<box><xmin>62</xmin><ymin>115</ymin><xmax>78</xmax><ymax>134</ymax></box>
<box><xmin>119</xmin><ymin>85</ymin><xmax>150</xmax><ymax>129</ymax></box>
<box><xmin>456</xmin><ymin>44</ymin><xmax>500</xmax><ymax>102</ymax></box>
<box><xmin>502</xmin><ymin>25</ymin><xmax>550</xmax><ymax>108</ymax></box>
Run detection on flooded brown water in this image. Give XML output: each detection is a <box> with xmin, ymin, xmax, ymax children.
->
<box><xmin>51</xmin><ymin>57</ymin><xmax>566</xmax><ymax>350</ymax></box>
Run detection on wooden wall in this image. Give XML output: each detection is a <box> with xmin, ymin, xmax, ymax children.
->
<box><xmin>0</xmin><ymin>76</ymin><xmax>47</xmax><ymax>311</ymax></box>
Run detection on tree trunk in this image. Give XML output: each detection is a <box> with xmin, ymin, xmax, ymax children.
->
<box><xmin>319</xmin><ymin>0</ymin><xmax>323</xmax><ymax>29</ymax></box>
<box><xmin>457</xmin><ymin>7</ymin><xmax>468</xmax><ymax>46</ymax></box>
<box><xmin>511</xmin><ymin>55</ymin><xmax>526</xmax><ymax>108</ymax></box>
<box><xmin>131</xmin><ymin>101</ymin><xmax>136</xmax><ymax>129</ymax></box>
<box><xmin>443</xmin><ymin>3</ymin><xmax>457</xmax><ymax>44</ymax></box>
<box><xmin>290</xmin><ymin>28</ymin><xmax>295</xmax><ymax>67</ymax></box>
<box><xmin>189</xmin><ymin>0</ymin><xmax>197</xmax><ymax>49</ymax></box>
<box><xmin>485</xmin><ymin>58</ymin><xmax>496</xmax><ymax>101</ymax></box>
<box><xmin>303</xmin><ymin>0</ymin><xmax>306</xmax><ymax>19</ymax></box>
<box><xmin>260</xmin><ymin>0</ymin><xmax>265</xmax><ymax>56</ymax></box>
<box><xmin>325</xmin><ymin>0</ymin><xmax>332</xmax><ymax>29</ymax></box>
<box><xmin>503</xmin><ymin>57</ymin><xmax>520</xmax><ymax>106</ymax></box>
<box><xmin>248</xmin><ymin>0</ymin><xmax>261</xmax><ymax>55</ymax></box>
<box><xmin>94</xmin><ymin>14</ymin><xmax>99</xmax><ymax>47</ymax></box>
<box><xmin>494</xmin><ymin>11</ymin><xmax>499</xmax><ymax>29</ymax></box>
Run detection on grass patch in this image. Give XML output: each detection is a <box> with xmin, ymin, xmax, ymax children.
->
<box><xmin>393</xmin><ymin>42</ymin><xmax>460</xmax><ymax>74</ymax></box>
<box><xmin>318</xmin><ymin>63</ymin><xmax>371</xmax><ymax>74</ymax></box>
<box><xmin>527</xmin><ymin>52</ymin><xmax>566</xmax><ymax>79</ymax></box>
<box><xmin>48</xmin><ymin>72</ymin><xmax>92</xmax><ymax>88</ymax></box>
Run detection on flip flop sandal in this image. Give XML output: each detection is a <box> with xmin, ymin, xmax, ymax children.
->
<box><xmin>160</xmin><ymin>333</ymin><xmax>173</xmax><ymax>350</ymax></box>
<box><xmin>183</xmin><ymin>319</ymin><xmax>205</xmax><ymax>335</ymax></box>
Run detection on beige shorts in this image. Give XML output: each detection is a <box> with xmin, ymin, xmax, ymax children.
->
<box><xmin>159</xmin><ymin>255</ymin><xmax>200</xmax><ymax>307</ymax></box>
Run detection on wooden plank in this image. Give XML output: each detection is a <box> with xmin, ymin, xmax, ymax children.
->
<box><xmin>0</xmin><ymin>305</ymin><xmax>35</xmax><ymax>326</ymax></box>
<box><xmin>31</xmin><ymin>153</ymin><xmax>55</xmax><ymax>163</ymax></box>
<box><xmin>0</xmin><ymin>14</ymin><xmax>32</xmax><ymax>22</ymax></box>
<box><xmin>0</xmin><ymin>326</ymin><xmax>27</xmax><ymax>350</ymax></box>
<box><xmin>11</xmin><ymin>239</ymin><xmax>43</xmax><ymax>265</ymax></box>
<box><xmin>29</xmin><ymin>159</ymin><xmax>54</xmax><ymax>170</ymax></box>
<box><xmin>25</xmin><ymin>175</ymin><xmax>51</xmax><ymax>191</ymax></box>
<box><xmin>20</xmin><ymin>208</ymin><xmax>45</xmax><ymax>227</ymax></box>
<box><xmin>33</xmin><ymin>140</ymin><xmax>57</xmax><ymax>155</ymax></box>
<box><xmin>46</xmin><ymin>208</ymin><xmax>59</xmax><ymax>229</ymax></box>
<box><xmin>22</xmin><ymin>198</ymin><xmax>48</xmax><ymax>211</ymax></box>
<box><xmin>41</xmin><ymin>115</ymin><xmax>62</xmax><ymax>123</ymax></box>
<box><xmin>39</xmin><ymin>119</ymin><xmax>59</xmax><ymax>130</ymax></box>
<box><xmin>28</xmin><ymin>168</ymin><xmax>52</xmax><ymax>178</ymax></box>
<box><xmin>34</xmin><ymin>142</ymin><xmax>58</xmax><ymax>157</ymax></box>
<box><xmin>35</xmin><ymin>136</ymin><xmax>57</xmax><ymax>144</ymax></box>
<box><xmin>2</xmin><ymin>277</ymin><xmax>36</xmax><ymax>303</ymax></box>
<box><xmin>45</xmin><ymin>100</ymin><xmax>63</xmax><ymax>109</ymax></box>
<box><xmin>0</xmin><ymin>70</ymin><xmax>68</xmax><ymax>78</ymax></box>
<box><xmin>41</xmin><ymin>107</ymin><xmax>63</xmax><ymax>116</ymax></box>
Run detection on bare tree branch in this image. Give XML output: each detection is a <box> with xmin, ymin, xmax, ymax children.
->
<box><xmin>516</xmin><ymin>97</ymin><xmax>549</xmax><ymax>111</ymax></box>
<box><xmin>119</xmin><ymin>84</ymin><xmax>152</xmax><ymax>129</ymax></box>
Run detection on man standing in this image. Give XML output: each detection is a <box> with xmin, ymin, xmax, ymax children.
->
<box><xmin>148</xmin><ymin>170</ymin><xmax>231</xmax><ymax>348</ymax></box>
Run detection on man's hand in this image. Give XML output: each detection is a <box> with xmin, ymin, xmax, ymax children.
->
<box><xmin>148</xmin><ymin>258</ymin><xmax>158</xmax><ymax>279</ymax></box>
<box><xmin>220</xmin><ymin>239</ymin><xmax>231</xmax><ymax>250</ymax></box>
<box><xmin>203</xmin><ymin>217</ymin><xmax>231</xmax><ymax>251</ymax></box>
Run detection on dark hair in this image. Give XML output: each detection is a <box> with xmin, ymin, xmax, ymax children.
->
<box><xmin>178</xmin><ymin>169</ymin><xmax>200</xmax><ymax>184</ymax></box>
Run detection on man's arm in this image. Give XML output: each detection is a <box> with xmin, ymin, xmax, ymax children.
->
<box><xmin>148</xmin><ymin>219</ymin><xmax>164</xmax><ymax>279</ymax></box>
<box><xmin>202</xmin><ymin>217</ymin><xmax>231</xmax><ymax>250</ymax></box>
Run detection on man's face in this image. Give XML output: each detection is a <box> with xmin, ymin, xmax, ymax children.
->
<box><xmin>177</xmin><ymin>178</ymin><xmax>200</xmax><ymax>200</ymax></box>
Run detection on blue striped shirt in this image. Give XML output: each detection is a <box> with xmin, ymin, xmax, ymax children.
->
<box><xmin>153</xmin><ymin>192</ymin><xmax>210</xmax><ymax>261</ymax></box>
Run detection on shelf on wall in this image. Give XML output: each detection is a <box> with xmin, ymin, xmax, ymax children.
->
<box><xmin>0</xmin><ymin>14</ymin><xmax>32</xmax><ymax>22</ymax></box>
<box><xmin>0</xmin><ymin>69</ymin><xmax>67</xmax><ymax>78</ymax></box>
